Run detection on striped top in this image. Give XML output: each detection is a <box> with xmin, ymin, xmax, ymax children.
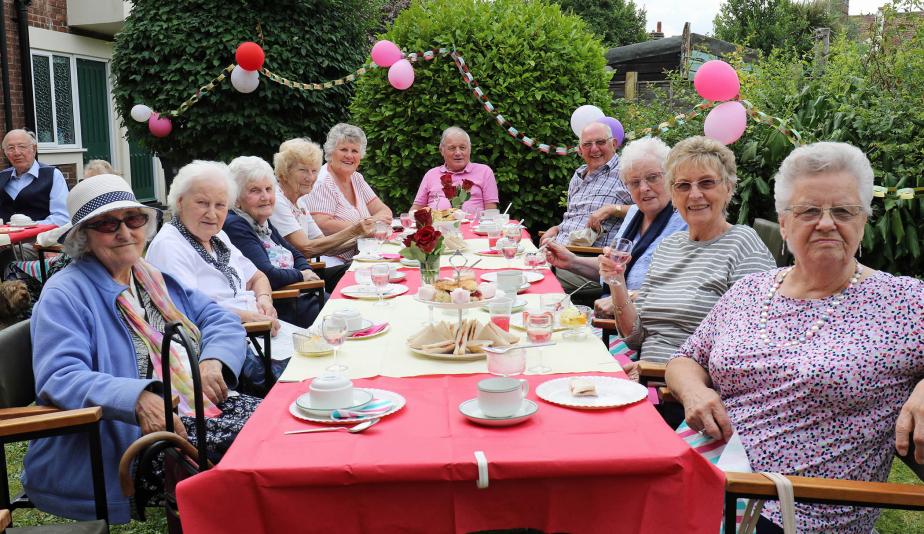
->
<box><xmin>556</xmin><ymin>153</ymin><xmax>633</xmax><ymax>247</ymax></box>
<box><xmin>625</xmin><ymin>224</ymin><xmax>775</xmax><ymax>363</ymax></box>
<box><xmin>303</xmin><ymin>167</ymin><xmax>379</xmax><ymax>260</ymax></box>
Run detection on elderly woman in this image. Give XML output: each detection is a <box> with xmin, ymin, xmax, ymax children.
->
<box><xmin>224</xmin><ymin>155</ymin><xmax>322</xmax><ymax>327</ymax></box>
<box><xmin>303</xmin><ymin>123</ymin><xmax>393</xmax><ymax>262</ymax></box>
<box><xmin>545</xmin><ymin>138</ymin><xmax>687</xmax><ymax>315</ymax></box>
<box><xmin>600</xmin><ymin>136</ymin><xmax>775</xmax><ymax>365</ymax></box>
<box><xmin>665</xmin><ymin>142</ymin><xmax>924</xmax><ymax>533</ymax></box>
<box><xmin>271</xmin><ymin>137</ymin><xmax>373</xmax><ymax>279</ymax></box>
<box><xmin>410</xmin><ymin>126</ymin><xmax>499</xmax><ymax>215</ymax></box>
<box><xmin>24</xmin><ymin>174</ymin><xmax>257</xmax><ymax>523</ymax></box>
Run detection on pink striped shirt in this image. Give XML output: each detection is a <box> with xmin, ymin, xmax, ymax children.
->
<box><xmin>304</xmin><ymin>168</ymin><xmax>378</xmax><ymax>259</ymax></box>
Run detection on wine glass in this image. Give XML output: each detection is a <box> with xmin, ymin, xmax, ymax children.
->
<box><xmin>400</xmin><ymin>212</ymin><xmax>413</xmax><ymax>232</ymax></box>
<box><xmin>524</xmin><ymin>251</ymin><xmax>544</xmax><ymax>273</ymax></box>
<box><xmin>321</xmin><ymin>315</ymin><xmax>348</xmax><ymax>372</ymax></box>
<box><xmin>371</xmin><ymin>263</ymin><xmax>390</xmax><ymax>307</ymax></box>
<box><xmin>498</xmin><ymin>237</ymin><xmax>518</xmax><ymax>268</ymax></box>
<box><xmin>503</xmin><ymin>223</ymin><xmax>522</xmax><ymax>245</ymax></box>
<box><xmin>526</xmin><ymin>311</ymin><xmax>553</xmax><ymax>374</ymax></box>
<box><xmin>604</xmin><ymin>237</ymin><xmax>634</xmax><ymax>286</ymax></box>
<box><xmin>374</xmin><ymin>220</ymin><xmax>390</xmax><ymax>250</ymax></box>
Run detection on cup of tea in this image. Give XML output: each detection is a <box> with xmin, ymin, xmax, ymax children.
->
<box><xmin>486</xmin><ymin>348</ymin><xmax>526</xmax><ymax>377</ymax></box>
<box><xmin>477</xmin><ymin>377</ymin><xmax>528</xmax><ymax>418</ymax></box>
<box><xmin>333</xmin><ymin>308</ymin><xmax>364</xmax><ymax>332</ymax></box>
<box><xmin>495</xmin><ymin>270</ymin><xmax>523</xmax><ymax>294</ymax></box>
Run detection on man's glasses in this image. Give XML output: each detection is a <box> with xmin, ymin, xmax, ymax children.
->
<box><xmin>580</xmin><ymin>138</ymin><xmax>612</xmax><ymax>150</ymax></box>
<box><xmin>84</xmin><ymin>213</ymin><xmax>150</xmax><ymax>233</ymax></box>
<box><xmin>625</xmin><ymin>172</ymin><xmax>664</xmax><ymax>190</ymax></box>
<box><xmin>671</xmin><ymin>178</ymin><xmax>721</xmax><ymax>193</ymax></box>
<box><xmin>785</xmin><ymin>205</ymin><xmax>865</xmax><ymax>223</ymax></box>
<box><xmin>3</xmin><ymin>144</ymin><xmax>33</xmax><ymax>153</ymax></box>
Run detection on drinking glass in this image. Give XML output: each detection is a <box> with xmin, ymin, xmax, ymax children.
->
<box><xmin>487</xmin><ymin>348</ymin><xmax>526</xmax><ymax>377</ymax></box>
<box><xmin>604</xmin><ymin>237</ymin><xmax>634</xmax><ymax>286</ymax></box>
<box><xmin>524</xmin><ymin>251</ymin><xmax>544</xmax><ymax>272</ymax></box>
<box><xmin>321</xmin><ymin>315</ymin><xmax>348</xmax><ymax>372</ymax></box>
<box><xmin>374</xmin><ymin>220</ymin><xmax>390</xmax><ymax>248</ymax></box>
<box><xmin>540</xmin><ymin>293</ymin><xmax>567</xmax><ymax>327</ymax></box>
<box><xmin>371</xmin><ymin>264</ymin><xmax>390</xmax><ymax>307</ymax></box>
<box><xmin>526</xmin><ymin>311</ymin><xmax>553</xmax><ymax>373</ymax></box>
<box><xmin>503</xmin><ymin>223</ymin><xmax>522</xmax><ymax>244</ymax></box>
<box><xmin>487</xmin><ymin>227</ymin><xmax>502</xmax><ymax>249</ymax></box>
<box><xmin>354</xmin><ymin>267</ymin><xmax>372</xmax><ymax>287</ymax></box>
<box><xmin>561</xmin><ymin>305</ymin><xmax>592</xmax><ymax>340</ymax></box>
<box><xmin>487</xmin><ymin>297</ymin><xmax>513</xmax><ymax>332</ymax></box>
<box><xmin>498</xmin><ymin>237</ymin><xmax>518</xmax><ymax>268</ymax></box>
<box><xmin>400</xmin><ymin>212</ymin><xmax>413</xmax><ymax>231</ymax></box>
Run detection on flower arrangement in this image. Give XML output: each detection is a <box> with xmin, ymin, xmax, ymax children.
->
<box><xmin>440</xmin><ymin>172</ymin><xmax>474</xmax><ymax>209</ymax></box>
<box><xmin>400</xmin><ymin>209</ymin><xmax>443</xmax><ymax>283</ymax></box>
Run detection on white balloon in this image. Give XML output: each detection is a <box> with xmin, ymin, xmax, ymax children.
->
<box><xmin>570</xmin><ymin>105</ymin><xmax>605</xmax><ymax>137</ymax></box>
<box><xmin>231</xmin><ymin>65</ymin><xmax>260</xmax><ymax>94</ymax></box>
<box><xmin>130</xmin><ymin>104</ymin><xmax>152</xmax><ymax>123</ymax></box>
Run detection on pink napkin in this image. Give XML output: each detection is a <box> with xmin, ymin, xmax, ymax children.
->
<box><xmin>331</xmin><ymin>397</ymin><xmax>394</xmax><ymax>420</ymax></box>
<box><xmin>349</xmin><ymin>323</ymin><xmax>389</xmax><ymax>338</ymax></box>
<box><xmin>381</xmin><ymin>253</ymin><xmax>401</xmax><ymax>260</ymax></box>
<box><xmin>477</xmin><ymin>249</ymin><xmax>500</xmax><ymax>255</ymax></box>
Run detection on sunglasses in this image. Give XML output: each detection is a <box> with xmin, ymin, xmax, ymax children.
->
<box><xmin>671</xmin><ymin>178</ymin><xmax>722</xmax><ymax>193</ymax></box>
<box><xmin>84</xmin><ymin>213</ymin><xmax>150</xmax><ymax>233</ymax></box>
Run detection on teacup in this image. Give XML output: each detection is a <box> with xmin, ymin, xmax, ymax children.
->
<box><xmin>333</xmin><ymin>308</ymin><xmax>364</xmax><ymax>332</ymax></box>
<box><xmin>357</xmin><ymin>238</ymin><xmax>379</xmax><ymax>256</ymax></box>
<box><xmin>495</xmin><ymin>270</ymin><xmax>523</xmax><ymax>294</ymax></box>
<box><xmin>477</xmin><ymin>377</ymin><xmax>529</xmax><ymax>418</ymax></box>
<box><xmin>308</xmin><ymin>374</ymin><xmax>354</xmax><ymax>409</ymax></box>
<box><xmin>481</xmin><ymin>209</ymin><xmax>500</xmax><ymax>220</ymax></box>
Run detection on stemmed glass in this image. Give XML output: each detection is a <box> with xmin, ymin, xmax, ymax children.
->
<box><xmin>503</xmin><ymin>223</ymin><xmax>522</xmax><ymax>245</ymax></box>
<box><xmin>526</xmin><ymin>311</ymin><xmax>553</xmax><ymax>374</ymax></box>
<box><xmin>498</xmin><ymin>237</ymin><xmax>518</xmax><ymax>268</ymax></box>
<box><xmin>604</xmin><ymin>237</ymin><xmax>634</xmax><ymax>286</ymax></box>
<box><xmin>371</xmin><ymin>264</ymin><xmax>391</xmax><ymax>307</ymax></box>
<box><xmin>373</xmin><ymin>220</ymin><xmax>390</xmax><ymax>251</ymax></box>
<box><xmin>524</xmin><ymin>251</ymin><xmax>544</xmax><ymax>273</ymax></box>
<box><xmin>321</xmin><ymin>315</ymin><xmax>348</xmax><ymax>372</ymax></box>
<box><xmin>400</xmin><ymin>212</ymin><xmax>413</xmax><ymax>232</ymax></box>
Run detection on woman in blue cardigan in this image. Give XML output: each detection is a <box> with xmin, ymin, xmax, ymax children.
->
<box><xmin>225</xmin><ymin>156</ymin><xmax>324</xmax><ymax>328</ymax></box>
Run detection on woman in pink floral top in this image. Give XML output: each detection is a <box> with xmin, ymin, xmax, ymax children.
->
<box><xmin>666</xmin><ymin>142</ymin><xmax>924</xmax><ymax>534</ymax></box>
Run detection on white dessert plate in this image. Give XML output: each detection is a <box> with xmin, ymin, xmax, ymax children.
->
<box><xmin>413</xmin><ymin>294</ymin><xmax>494</xmax><ymax>309</ymax></box>
<box><xmin>509</xmin><ymin>313</ymin><xmax>569</xmax><ymax>332</ymax></box>
<box><xmin>288</xmin><ymin>388</ymin><xmax>406</xmax><ymax>424</ymax></box>
<box><xmin>481</xmin><ymin>271</ymin><xmax>544</xmax><ymax>284</ymax></box>
<box><xmin>459</xmin><ymin>398</ymin><xmax>538</xmax><ymax>426</ymax></box>
<box><xmin>535</xmin><ymin>376</ymin><xmax>647</xmax><ymax>409</ymax></box>
<box><xmin>341</xmin><ymin>284</ymin><xmax>409</xmax><ymax>300</ymax></box>
<box><xmin>295</xmin><ymin>389</ymin><xmax>374</xmax><ymax>416</ymax></box>
<box><xmin>407</xmin><ymin>344</ymin><xmax>487</xmax><ymax>361</ymax></box>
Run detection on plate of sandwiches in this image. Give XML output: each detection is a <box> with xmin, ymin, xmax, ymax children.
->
<box><xmin>441</xmin><ymin>235</ymin><xmax>468</xmax><ymax>254</ymax></box>
<box><xmin>406</xmin><ymin>319</ymin><xmax>520</xmax><ymax>361</ymax></box>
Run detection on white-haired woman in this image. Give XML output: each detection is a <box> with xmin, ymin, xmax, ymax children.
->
<box><xmin>224</xmin><ymin>155</ymin><xmax>322</xmax><ymax>327</ymax></box>
<box><xmin>545</xmin><ymin>138</ymin><xmax>687</xmax><ymax>312</ymax></box>
<box><xmin>271</xmin><ymin>137</ymin><xmax>373</xmax><ymax>273</ymax></box>
<box><xmin>26</xmin><ymin>174</ymin><xmax>257</xmax><ymax>523</ymax></box>
<box><xmin>303</xmin><ymin>123</ymin><xmax>393</xmax><ymax>262</ymax></box>
<box><xmin>600</xmin><ymin>136</ymin><xmax>775</xmax><ymax>366</ymax></box>
<box><xmin>666</xmin><ymin>142</ymin><xmax>924</xmax><ymax>533</ymax></box>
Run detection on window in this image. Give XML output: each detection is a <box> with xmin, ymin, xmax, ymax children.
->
<box><xmin>31</xmin><ymin>52</ymin><xmax>78</xmax><ymax>146</ymax></box>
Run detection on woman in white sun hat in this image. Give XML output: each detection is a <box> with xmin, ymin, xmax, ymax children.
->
<box><xmin>24</xmin><ymin>173</ymin><xmax>258</xmax><ymax>524</ymax></box>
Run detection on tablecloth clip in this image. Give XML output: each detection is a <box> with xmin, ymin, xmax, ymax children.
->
<box><xmin>474</xmin><ymin>450</ymin><xmax>489</xmax><ymax>489</ymax></box>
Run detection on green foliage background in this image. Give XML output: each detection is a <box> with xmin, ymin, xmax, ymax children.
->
<box><xmin>615</xmin><ymin>1</ymin><xmax>924</xmax><ymax>276</ymax></box>
<box><xmin>111</xmin><ymin>0</ymin><xmax>382</xmax><ymax>171</ymax></box>
<box><xmin>714</xmin><ymin>0</ymin><xmax>838</xmax><ymax>56</ymax></box>
<box><xmin>556</xmin><ymin>0</ymin><xmax>648</xmax><ymax>47</ymax></box>
<box><xmin>349</xmin><ymin>0</ymin><xmax>613</xmax><ymax>232</ymax></box>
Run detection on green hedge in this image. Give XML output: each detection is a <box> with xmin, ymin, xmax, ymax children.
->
<box><xmin>349</xmin><ymin>0</ymin><xmax>612</xmax><ymax>231</ymax></box>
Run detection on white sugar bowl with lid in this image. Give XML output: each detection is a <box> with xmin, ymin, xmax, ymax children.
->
<box><xmin>308</xmin><ymin>374</ymin><xmax>354</xmax><ymax>409</ymax></box>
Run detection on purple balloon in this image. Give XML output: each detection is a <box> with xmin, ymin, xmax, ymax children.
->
<box><xmin>597</xmin><ymin>117</ymin><xmax>625</xmax><ymax>148</ymax></box>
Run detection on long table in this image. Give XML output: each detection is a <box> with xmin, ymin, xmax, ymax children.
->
<box><xmin>176</xmin><ymin>225</ymin><xmax>724</xmax><ymax>533</ymax></box>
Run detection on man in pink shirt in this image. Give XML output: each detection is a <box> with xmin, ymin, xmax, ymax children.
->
<box><xmin>410</xmin><ymin>126</ymin><xmax>499</xmax><ymax>215</ymax></box>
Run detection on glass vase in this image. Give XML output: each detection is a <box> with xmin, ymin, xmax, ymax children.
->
<box><xmin>420</xmin><ymin>255</ymin><xmax>441</xmax><ymax>285</ymax></box>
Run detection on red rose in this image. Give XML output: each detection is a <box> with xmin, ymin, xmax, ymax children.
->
<box><xmin>414</xmin><ymin>208</ymin><xmax>432</xmax><ymax>227</ymax></box>
<box><xmin>440</xmin><ymin>173</ymin><xmax>453</xmax><ymax>186</ymax></box>
<box><xmin>414</xmin><ymin>226</ymin><xmax>442</xmax><ymax>254</ymax></box>
<box><xmin>462</xmin><ymin>179</ymin><xmax>474</xmax><ymax>191</ymax></box>
<box><xmin>442</xmin><ymin>184</ymin><xmax>457</xmax><ymax>199</ymax></box>
<box><xmin>403</xmin><ymin>233</ymin><xmax>413</xmax><ymax>248</ymax></box>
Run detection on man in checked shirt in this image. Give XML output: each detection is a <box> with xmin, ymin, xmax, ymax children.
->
<box><xmin>539</xmin><ymin>121</ymin><xmax>633</xmax><ymax>295</ymax></box>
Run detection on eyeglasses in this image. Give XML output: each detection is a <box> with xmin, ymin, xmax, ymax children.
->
<box><xmin>84</xmin><ymin>213</ymin><xmax>150</xmax><ymax>233</ymax></box>
<box><xmin>625</xmin><ymin>172</ymin><xmax>664</xmax><ymax>190</ymax></box>
<box><xmin>3</xmin><ymin>143</ymin><xmax>33</xmax><ymax>153</ymax></box>
<box><xmin>580</xmin><ymin>138</ymin><xmax>612</xmax><ymax>150</ymax></box>
<box><xmin>784</xmin><ymin>205</ymin><xmax>865</xmax><ymax>223</ymax></box>
<box><xmin>671</xmin><ymin>178</ymin><xmax>721</xmax><ymax>193</ymax></box>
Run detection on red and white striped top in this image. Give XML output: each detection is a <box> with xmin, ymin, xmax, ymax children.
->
<box><xmin>304</xmin><ymin>168</ymin><xmax>379</xmax><ymax>259</ymax></box>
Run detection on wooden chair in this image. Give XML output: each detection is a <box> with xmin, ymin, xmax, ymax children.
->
<box><xmin>0</xmin><ymin>320</ymin><xmax>108</xmax><ymax>533</ymax></box>
<box><xmin>635</xmin><ymin>362</ymin><xmax>924</xmax><ymax>530</ymax></box>
<box><xmin>536</xmin><ymin>231</ymin><xmax>604</xmax><ymax>256</ymax></box>
<box><xmin>31</xmin><ymin>244</ymin><xmax>64</xmax><ymax>285</ymax></box>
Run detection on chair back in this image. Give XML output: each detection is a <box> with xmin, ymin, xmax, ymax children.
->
<box><xmin>0</xmin><ymin>320</ymin><xmax>34</xmax><ymax>409</ymax></box>
<box><xmin>752</xmin><ymin>218</ymin><xmax>791</xmax><ymax>267</ymax></box>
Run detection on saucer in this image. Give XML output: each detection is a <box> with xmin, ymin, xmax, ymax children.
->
<box><xmin>459</xmin><ymin>398</ymin><xmax>538</xmax><ymax>426</ymax></box>
<box><xmin>295</xmin><ymin>389</ymin><xmax>374</xmax><ymax>416</ymax></box>
<box><xmin>347</xmin><ymin>318</ymin><xmax>374</xmax><ymax>333</ymax></box>
<box><xmin>480</xmin><ymin>297</ymin><xmax>528</xmax><ymax>312</ymax></box>
<box><xmin>481</xmin><ymin>271</ymin><xmax>544</xmax><ymax>284</ymax></box>
<box><xmin>354</xmin><ymin>253</ymin><xmax>384</xmax><ymax>262</ymax></box>
<box><xmin>289</xmin><ymin>388</ymin><xmax>406</xmax><ymax>424</ymax></box>
<box><xmin>400</xmin><ymin>258</ymin><xmax>420</xmax><ymax>268</ymax></box>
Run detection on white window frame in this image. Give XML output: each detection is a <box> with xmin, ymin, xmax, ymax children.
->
<box><xmin>30</xmin><ymin>50</ymin><xmax>83</xmax><ymax>150</ymax></box>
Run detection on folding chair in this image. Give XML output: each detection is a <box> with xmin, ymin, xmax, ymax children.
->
<box><xmin>0</xmin><ymin>320</ymin><xmax>108</xmax><ymax>533</ymax></box>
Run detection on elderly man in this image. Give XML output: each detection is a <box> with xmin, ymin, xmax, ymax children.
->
<box><xmin>410</xmin><ymin>126</ymin><xmax>499</xmax><ymax>214</ymax></box>
<box><xmin>540</xmin><ymin>122</ymin><xmax>633</xmax><ymax>297</ymax></box>
<box><xmin>0</xmin><ymin>129</ymin><xmax>69</xmax><ymax>227</ymax></box>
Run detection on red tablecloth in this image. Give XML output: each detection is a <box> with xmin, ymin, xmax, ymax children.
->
<box><xmin>332</xmin><ymin>266</ymin><xmax>559</xmax><ymax>299</ymax></box>
<box><xmin>177</xmin><ymin>375</ymin><xmax>724</xmax><ymax>533</ymax></box>
<box><xmin>0</xmin><ymin>224</ymin><xmax>56</xmax><ymax>244</ymax></box>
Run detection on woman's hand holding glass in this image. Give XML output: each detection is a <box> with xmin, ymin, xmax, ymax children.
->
<box><xmin>602</xmin><ymin>238</ymin><xmax>633</xmax><ymax>286</ymax></box>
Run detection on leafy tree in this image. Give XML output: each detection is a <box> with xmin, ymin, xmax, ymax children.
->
<box><xmin>349</xmin><ymin>0</ymin><xmax>613</xmax><ymax>232</ymax></box>
<box><xmin>714</xmin><ymin>0</ymin><xmax>837</xmax><ymax>56</ymax></box>
<box><xmin>556</xmin><ymin>0</ymin><xmax>648</xmax><ymax>47</ymax></box>
<box><xmin>111</xmin><ymin>0</ymin><xmax>382</xmax><ymax>174</ymax></box>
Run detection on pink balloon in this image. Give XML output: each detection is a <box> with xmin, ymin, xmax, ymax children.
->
<box><xmin>371</xmin><ymin>40</ymin><xmax>403</xmax><ymax>68</ymax></box>
<box><xmin>148</xmin><ymin>112</ymin><xmax>173</xmax><ymax>138</ymax></box>
<box><xmin>694</xmin><ymin>60</ymin><xmax>740</xmax><ymax>101</ymax></box>
<box><xmin>703</xmin><ymin>101</ymin><xmax>747</xmax><ymax>145</ymax></box>
<box><xmin>388</xmin><ymin>59</ymin><xmax>415</xmax><ymax>90</ymax></box>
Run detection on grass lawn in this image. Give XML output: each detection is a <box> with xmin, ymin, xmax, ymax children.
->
<box><xmin>5</xmin><ymin>441</ymin><xmax>924</xmax><ymax>532</ymax></box>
